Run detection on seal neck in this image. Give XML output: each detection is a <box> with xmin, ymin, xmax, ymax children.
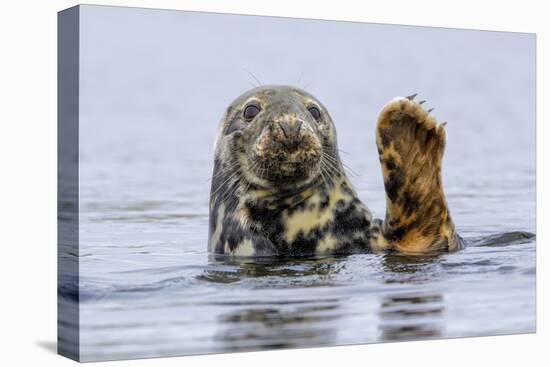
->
<box><xmin>243</xmin><ymin>174</ymin><xmax>353</xmax><ymax>211</ymax></box>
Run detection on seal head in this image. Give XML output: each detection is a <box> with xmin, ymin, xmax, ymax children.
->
<box><xmin>215</xmin><ymin>85</ymin><xmax>338</xmax><ymax>192</ymax></box>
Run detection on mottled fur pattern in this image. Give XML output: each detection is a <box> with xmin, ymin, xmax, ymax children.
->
<box><xmin>374</xmin><ymin>96</ymin><xmax>463</xmax><ymax>253</ymax></box>
<box><xmin>208</xmin><ymin>86</ymin><xmax>462</xmax><ymax>257</ymax></box>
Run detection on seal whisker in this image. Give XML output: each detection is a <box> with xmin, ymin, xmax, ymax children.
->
<box><xmin>321</xmin><ymin>149</ymin><xmax>346</xmax><ymax>165</ymax></box>
<box><xmin>220</xmin><ymin>160</ymin><xmax>259</xmax><ymax>203</ymax></box>
<box><xmin>342</xmin><ymin>163</ymin><xmax>359</xmax><ymax>177</ymax></box>
<box><xmin>210</xmin><ymin>166</ymin><xmax>238</xmax><ymax>181</ymax></box>
<box><xmin>322</xmin><ymin>152</ymin><xmax>341</xmax><ymax>166</ymax></box>
<box><xmin>218</xmin><ymin>170</ymin><xmax>246</xmax><ymax>204</ymax></box>
<box><xmin>243</xmin><ymin>69</ymin><xmax>262</xmax><ymax>87</ymax></box>
<box><xmin>318</xmin><ymin>162</ymin><xmax>330</xmax><ymax>190</ymax></box>
<box><xmin>320</xmin><ymin>154</ymin><xmax>337</xmax><ymax>171</ymax></box>
<box><xmin>242</xmin><ymin>163</ymin><xmax>258</xmax><ymax>198</ymax></box>
<box><xmin>320</xmin><ymin>143</ymin><xmax>352</xmax><ymax>166</ymax></box>
<box><xmin>324</xmin><ymin>152</ymin><xmax>359</xmax><ymax>177</ymax></box>
<box><xmin>322</xmin><ymin>153</ymin><xmax>346</xmax><ymax>175</ymax></box>
<box><xmin>207</xmin><ymin>161</ymin><xmax>240</xmax><ymax>181</ymax></box>
<box><xmin>320</xmin><ymin>160</ymin><xmax>339</xmax><ymax>186</ymax></box>
<box><xmin>320</xmin><ymin>156</ymin><xmax>340</xmax><ymax>183</ymax></box>
<box><xmin>320</xmin><ymin>167</ymin><xmax>335</xmax><ymax>189</ymax></box>
<box><xmin>210</xmin><ymin>164</ymin><xmax>245</xmax><ymax>198</ymax></box>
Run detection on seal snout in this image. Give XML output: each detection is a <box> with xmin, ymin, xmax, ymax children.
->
<box><xmin>250</xmin><ymin>114</ymin><xmax>321</xmax><ymax>184</ymax></box>
<box><xmin>274</xmin><ymin>118</ymin><xmax>305</xmax><ymax>150</ymax></box>
<box><xmin>278</xmin><ymin>120</ymin><xmax>302</xmax><ymax>140</ymax></box>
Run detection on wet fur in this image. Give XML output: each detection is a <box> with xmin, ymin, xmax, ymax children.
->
<box><xmin>209</xmin><ymin>86</ymin><xmax>462</xmax><ymax>257</ymax></box>
<box><xmin>375</xmin><ymin>96</ymin><xmax>464</xmax><ymax>253</ymax></box>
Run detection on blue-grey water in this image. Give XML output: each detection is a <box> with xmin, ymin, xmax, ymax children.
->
<box><xmin>60</xmin><ymin>5</ymin><xmax>536</xmax><ymax>362</ymax></box>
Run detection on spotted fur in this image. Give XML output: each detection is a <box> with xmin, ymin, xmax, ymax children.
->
<box><xmin>208</xmin><ymin>86</ymin><xmax>462</xmax><ymax>257</ymax></box>
<box><xmin>374</xmin><ymin>96</ymin><xmax>464</xmax><ymax>253</ymax></box>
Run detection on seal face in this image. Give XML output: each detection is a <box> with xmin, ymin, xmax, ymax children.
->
<box><xmin>209</xmin><ymin>85</ymin><xmax>373</xmax><ymax>257</ymax></box>
<box><xmin>208</xmin><ymin>86</ymin><xmax>463</xmax><ymax>257</ymax></box>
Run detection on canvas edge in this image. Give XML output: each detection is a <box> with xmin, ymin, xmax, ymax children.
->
<box><xmin>57</xmin><ymin>4</ymin><xmax>81</xmax><ymax>362</ymax></box>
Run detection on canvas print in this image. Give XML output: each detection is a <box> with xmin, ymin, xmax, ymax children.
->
<box><xmin>58</xmin><ymin>4</ymin><xmax>536</xmax><ymax>362</ymax></box>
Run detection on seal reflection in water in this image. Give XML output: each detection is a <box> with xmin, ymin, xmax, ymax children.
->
<box><xmin>209</xmin><ymin>86</ymin><xmax>463</xmax><ymax>257</ymax></box>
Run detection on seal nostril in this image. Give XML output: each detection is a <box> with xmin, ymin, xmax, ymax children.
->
<box><xmin>278</xmin><ymin>120</ymin><xmax>302</xmax><ymax>140</ymax></box>
<box><xmin>278</xmin><ymin>121</ymin><xmax>290</xmax><ymax>139</ymax></box>
<box><xmin>292</xmin><ymin>120</ymin><xmax>303</xmax><ymax>136</ymax></box>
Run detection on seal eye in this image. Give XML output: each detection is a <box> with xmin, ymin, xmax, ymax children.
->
<box><xmin>243</xmin><ymin>104</ymin><xmax>261</xmax><ymax>121</ymax></box>
<box><xmin>308</xmin><ymin>106</ymin><xmax>321</xmax><ymax>121</ymax></box>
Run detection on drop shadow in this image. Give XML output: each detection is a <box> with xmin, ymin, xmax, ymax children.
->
<box><xmin>36</xmin><ymin>340</ymin><xmax>57</xmax><ymax>354</ymax></box>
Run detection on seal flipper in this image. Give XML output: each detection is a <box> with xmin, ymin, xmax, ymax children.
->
<box><xmin>373</xmin><ymin>95</ymin><xmax>462</xmax><ymax>253</ymax></box>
